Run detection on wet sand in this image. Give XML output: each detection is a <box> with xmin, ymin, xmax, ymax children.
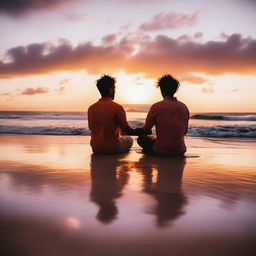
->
<box><xmin>0</xmin><ymin>135</ymin><xmax>255</xmax><ymax>256</ymax></box>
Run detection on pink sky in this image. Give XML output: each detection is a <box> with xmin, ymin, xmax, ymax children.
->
<box><xmin>0</xmin><ymin>0</ymin><xmax>255</xmax><ymax>112</ymax></box>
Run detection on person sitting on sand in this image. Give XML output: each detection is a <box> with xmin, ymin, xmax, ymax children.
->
<box><xmin>137</xmin><ymin>74</ymin><xmax>190</xmax><ymax>156</ymax></box>
<box><xmin>88</xmin><ymin>75</ymin><xmax>135</xmax><ymax>154</ymax></box>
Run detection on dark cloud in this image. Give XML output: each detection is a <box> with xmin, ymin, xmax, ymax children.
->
<box><xmin>177</xmin><ymin>33</ymin><xmax>203</xmax><ymax>42</ymax></box>
<box><xmin>139</xmin><ymin>11</ymin><xmax>198</xmax><ymax>31</ymax></box>
<box><xmin>102</xmin><ymin>34</ymin><xmax>117</xmax><ymax>45</ymax></box>
<box><xmin>21</xmin><ymin>87</ymin><xmax>49</xmax><ymax>95</ymax></box>
<box><xmin>177</xmin><ymin>35</ymin><xmax>191</xmax><ymax>41</ymax></box>
<box><xmin>0</xmin><ymin>0</ymin><xmax>79</xmax><ymax>16</ymax></box>
<box><xmin>0</xmin><ymin>39</ymin><xmax>133</xmax><ymax>78</ymax></box>
<box><xmin>126</xmin><ymin>33</ymin><xmax>256</xmax><ymax>77</ymax></box>
<box><xmin>0</xmin><ymin>33</ymin><xmax>256</xmax><ymax>79</ymax></box>
<box><xmin>194</xmin><ymin>32</ymin><xmax>203</xmax><ymax>39</ymax></box>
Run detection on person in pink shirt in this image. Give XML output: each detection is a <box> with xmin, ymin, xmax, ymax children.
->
<box><xmin>138</xmin><ymin>75</ymin><xmax>189</xmax><ymax>156</ymax></box>
<box><xmin>88</xmin><ymin>75</ymin><xmax>142</xmax><ymax>154</ymax></box>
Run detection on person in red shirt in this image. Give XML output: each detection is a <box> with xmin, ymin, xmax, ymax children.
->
<box><xmin>138</xmin><ymin>75</ymin><xmax>190</xmax><ymax>156</ymax></box>
<box><xmin>88</xmin><ymin>75</ymin><xmax>136</xmax><ymax>154</ymax></box>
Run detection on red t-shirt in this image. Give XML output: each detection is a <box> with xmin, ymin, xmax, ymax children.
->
<box><xmin>144</xmin><ymin>97</ymin><xmax>189</xmax><ymax>155</ymax></box>
<box><xmin>88</xmin><ymin>98</ymin><xmax>130</xmax><ymax>153</ymax></box>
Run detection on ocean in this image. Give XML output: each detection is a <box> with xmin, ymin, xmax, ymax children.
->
<box><xmin>0</xmin><ymin>105</ymin><xmax>256</xmax><ymax>139</ymax></box>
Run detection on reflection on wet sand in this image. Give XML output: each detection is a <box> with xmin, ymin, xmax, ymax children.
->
<box><xmin>90</xmin><ymin>154</ymin><xmax>129</xmax><ymax>223</ymax></box>
<box><xmin>0</xmin><ymin>161</ymin><xmax>91</xmax><ymax>193</ymax></box>
<box><xmin>0</xmin><ymin>136</ymin><xmax>255</xmax><ymax>256</ymax></box>
<box><xmin>136</xmin><ymin>155</ymin><xmax>187</xmax><ymax>227</ymax></box>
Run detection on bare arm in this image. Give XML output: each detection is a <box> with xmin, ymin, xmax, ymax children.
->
<box><xmin>142</xmin><ymin>106</ymin><xmax>156</xmax><ymax>133</ymax></box>
<box><xmin>116</xmin><ymin>106</ymin><xmax>136</xmax><ymax>135</ymax></box>
<box><xmin>116</xmin><ymin>105</ymin><xmax>154</xmax><ymax>136</ymax></box>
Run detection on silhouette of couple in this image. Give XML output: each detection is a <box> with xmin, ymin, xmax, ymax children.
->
<box><xmin>88</xmin><ymin>74</ymin><xmax>189</xmax><ymax>156</ymax></box>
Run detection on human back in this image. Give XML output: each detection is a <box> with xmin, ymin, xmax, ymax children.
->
<box><xmin>88</xmin><ymin>75</ymin><xmax>134</xmax><ymax>154</ymax></box>
<box><xmin>139</xmin><ymin>74</ymin><xmax>189</xmax><ymax>155</ymax></box>
<box><xmin>88</xmin><ymin>98</ymin><xmax>127</xmax><ymax>153</ymax></box>
<box><xmin>148</xmin><ymin>97</ymin><xmax>189</xmax><ymax>155</ymax></box>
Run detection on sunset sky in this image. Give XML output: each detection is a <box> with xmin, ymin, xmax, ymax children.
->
<box><xmin>0</xmin><ymin>0</ymin><xmax>255</xmax><ymax>112</ymax></box>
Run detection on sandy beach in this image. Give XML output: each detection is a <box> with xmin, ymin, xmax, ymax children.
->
<box><xmin>0</xmin><ymin>135</ymin><xmax>255</xmax><ymax>256</ymax></box>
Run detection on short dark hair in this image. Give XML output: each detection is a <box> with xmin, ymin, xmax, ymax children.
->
<box><xmin>156</xmin><ymin>74</ymin><xmax>180</xmax><ymax>96</ymax></box>
<box><xmin>96</xmin><ymin>75</ymin><xmax>116</xmax><ymax>97</ymax></box>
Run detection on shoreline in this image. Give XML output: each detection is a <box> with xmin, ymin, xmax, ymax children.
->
<box><xmin>1</xmin><ymin>133</ymin><xmax>256</xmax><ymax>141</ymax></box>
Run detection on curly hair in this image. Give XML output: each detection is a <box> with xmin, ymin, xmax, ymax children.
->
<box><xmin>156</xmin><ymin>74</ymin><xmax>180</xmax><ymax>96</ymax></box>
<box><xmin>96</xmin><ymin>75</ymin><xmax>116</xmax><ymax>97</ymax></box>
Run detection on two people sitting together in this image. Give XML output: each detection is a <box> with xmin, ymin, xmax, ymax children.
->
<box><xmin>88</xmin><ymin>74</ymin><xmax>189</xmax><ymax>156</ymax></box>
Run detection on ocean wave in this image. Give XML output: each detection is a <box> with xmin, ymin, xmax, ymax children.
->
<box><xmin>0</xmin><ymin>115</ymin><xmax>21</xmax><ymax>119</ymax></box>
<box><xmin>0</xmin><ymin>115</ymin><xmax>87</xmax><ymax>121</ymax></box>
<box><xmin>187</xmin><ymin>125</ymin><xmax>256</xmax><ymax>138</ymax></box>
<box><xmin>0</xmin><ymin>124</ymin><xmax>255</xmax><ymax>138</ymax></box>
<box><xmin>0</xmin><ymin>126</ymin><xmax>90</xmax><ymax>135</ymax></box>
<box><xmin>0</xmin><ymin>123</ymin><xmax>144</xmax><ymax>135</ymax></box>
<box><xmin>126</xmin><ymin>108</ymin><xmax>148</xmax><ymax>113</ymax></box>
<box><xmin>190</xmin><ymin>114</ymin><xmax>256</xmax><ymax>121</ymax></box>
<box><xmin>128</xmin><ymin>121</ymin><xmax>144</xmax><ymax>127</ymax></box>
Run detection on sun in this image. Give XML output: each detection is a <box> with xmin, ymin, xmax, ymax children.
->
<box><xmin>115</xmin><ymin>72</ymin><xmax>157</xmax><ymax>104</ymax></box>
<box><xmin>123</xmin><ymin>84</ymin><xmax>151</xmax><ymax>104</ymax></box>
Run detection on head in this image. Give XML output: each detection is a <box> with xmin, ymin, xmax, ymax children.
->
<box><xmin>96</xmin><ymin>75</ymin><xmax>116</xmax><ymax>99</ymax></box>
<box><xmin>157</xmin><ymin>74</ymin><xmax>180</xmax><ymax>98</ymax></box>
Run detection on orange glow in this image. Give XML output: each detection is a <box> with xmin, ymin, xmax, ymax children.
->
<box><xmin>115</xmin><ymin>72</ymin><xmax>158</xmax><ymax>105</ymax></box>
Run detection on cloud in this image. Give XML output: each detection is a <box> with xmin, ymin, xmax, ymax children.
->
<box><xmin>202</xmin><ymin>87</ymin><xmax>215</xmax><ymax>94</ymax></box>
<box><xmin>0</xmin><ymin>92</ymin><xmax>12</xmax><ymax>96</ymax></box>
<box><xmin>56</xmin><ymin>86</ymin><xmax>65</xmax><ymax>93</ymax></box>
<box><xmin>139</xmin><ymin>11</ymin><xmax>198</xmax><ymax>31</ymax></box>
<box><xmin>102</xmin><ymin>34</ymin><xmax>117</xmax><ymax>45</ymax></box>
<box><xmin>178</xmin><ymin>32</ymin><xmax>203</xmax><ymax>42</ymax></box>
<box><xmin>180</xmin><ymin>74</ymin><xmax>209</xmax><ymax>84</ymax></box>
<box><xmin>0</xmin><ymin>33</ymin><xmax>256</xmax><ymax>79</ymax></box>
<box><xmin>225</xmin><ymin>88</ymin><xmax>240</xmax><ymax>93</ymax></box>
<box><xmin>21</xmin><ymin>87</ymin><xmax>49</xmax><ymax>95</ymax></box>
<box><xmin>0</xmin><ymin>0</ymin><xmax>80</xmax><ymax>16</ymax></box>
<box><xmin>126</xmin><ymin>33</ymin><xmax>256</xmax><ymax>77</ymax></box>
<box><xmin>0</xmin><ymin>39</ymin><xmax>133</xmax><ymax>78</ymax></box>
<box><xmin>220</xmin><ymin>32</ymin><xmax>229</xmax><ymax>40</ymax></box>
<box><xmin>59</xmin><ymin>79</ymin><xmax>69</xmax><ymax>85</ymax></box>
<box><xmin>177</xmin><ymin>35</ymin><xmax>191</xmax><ymax>41</ymax></box>
<box><xmin>63</xmin><ymin>12</ymin><xmax>87</xmax><ymax>22</ymax></box>
<box><xmin>194</xmin><ymin>32</ymin><xmax>203</xmax><ymax>39</ymax></box>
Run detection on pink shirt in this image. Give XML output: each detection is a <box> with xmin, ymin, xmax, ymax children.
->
<box><xmin>88</xmin><ymin>98</ymin><xmax>130</xmax><ymax>154</ymax></box>
<box><xmin>144</xmin><ymin>97</ymin><xmax>189</xmax><ymax>155</ymax></box>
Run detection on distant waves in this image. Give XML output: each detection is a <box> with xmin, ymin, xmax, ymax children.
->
<box><xmin>1</xmin><ymin>124</ymin><xmax>256</xmax><ymax>138</ymax></box>
<box><xmin>0</xmin><ymin>125</ymin><xmax>90</xmax><ymax>135</ymax></box>
<box><xmin>0</xmin><ymin>111</ymin><xmax>256</xmax><ymax>138</ymax></box>
<box><xmin>190</xmin><ymin>113</ymin><xmax>256</xmax><ymax>121</ymax></box>
<box><xmin>187</xmin><ymin>125</ymin><xmax>256</xmax><ymax>138</ymax></box>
